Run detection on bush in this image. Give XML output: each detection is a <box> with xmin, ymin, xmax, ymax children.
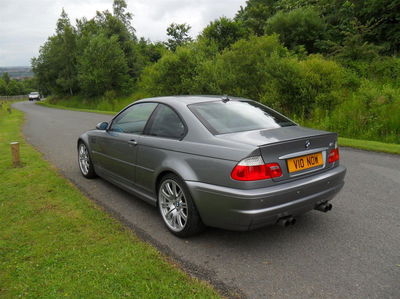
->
<box><xmin>194</xmin><ymin>36</ymin><xmax>348</xmax><ymax>117</ymax></box>
<box><xmin>139</xmin><ymin>43</ymin><xmax>212</xmax><ymax>96</ymax></box>
<box><xmin>338</xmin><ymin>56</ymin><xmax>400</xmax><ymax>86</ymax></box>
<box><xmin>195</xmin><ymin>35</ymin><xmax>289</xmax><ymax>98</ymax></box>
<box><xmin>261</xmin><ymin>55</ymin><xmax>347</xmax><ymax>116</ymax></box>
<box><xmin>309</xmin><ymin>80</ymin><xmax>400</xmax><ymax>143</ymax></box>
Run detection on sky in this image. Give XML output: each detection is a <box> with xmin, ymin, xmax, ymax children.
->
<box><xmin>0</xmin><ymin>0</ymin><xmax>247</xmax><ymax>67</ymax></box>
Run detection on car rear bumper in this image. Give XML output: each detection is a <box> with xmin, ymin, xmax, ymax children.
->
<box><xmin>186</xmin><ymin>165</ymin><xmax>346</xmax><ymax>231</ymax></box>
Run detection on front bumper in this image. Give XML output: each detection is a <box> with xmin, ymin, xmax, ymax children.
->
<box><xmin>186</xmin><ymin>165</ymin><xmax>346</xmax><ymax>231</ymax></box>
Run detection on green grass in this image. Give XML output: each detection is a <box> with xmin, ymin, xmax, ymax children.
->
<box><xmin>41</xmin><ymin>91</ymin><xmax>149</xmax><ymax>114</ymax></box>
<box><xmin>0</xmin><ymin>101</ymin><xmax>219</xmax><ymax>298</ymax></box>
<box><xmin>37</xmin><ymin>101</ymin><xmax>116</xmax><ymax>115</ymax></box>
<box><xmin>338</xmin><ymin>137</ymin><xmax>400</xmax><ymax>155</ymax></box>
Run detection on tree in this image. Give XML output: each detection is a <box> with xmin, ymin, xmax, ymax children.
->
<box><xmin>353</xmin><ymin>0</ymin><xmax>400</xmax><ymax>54</ymax></box>
<box><xmin>78</xmin><ymin>34</ymin><xmax>130</xmax><ymax>96</ymax></box>
<box><xmin>2</xmin><ymin>72</ymin><xmax>11</xmax><ymax>84</ymax></box>
<box><xmin>90</xmin><ymin>1</ymin><xmax>139</xmax><ymax>78</ymax></box>
<box><xmin>235</xmin><ymin>0</ymin><xmax>280</xmax><ymax>35</ymax></box>
<box><xmin>200</xmin><ymin>17</ymin><xmax>246</xmax><ymax>52</ymax></box>
<box><xmin>332</xmin><ymin>30</ymin><xmax>381</xmax><ymax>62</ymax></box>
<box><xmin>113</xmin><ymin>0</ymin><xmax>135</xmax><ymax>35</ymax></box>
<box><xmin>264</xmin><ymin>8</ymin><xmax>326</xmax><ymax>53</ymax></box>
<box><xmin>135</xmin><ymin>38</ymin><xmax>166</xmax><ymax>66</ymax></box>
<box><xmin>32</xmin><ymin>9</ymin><xmax>78</xmax><ymax>95</ymax></box>
<box><xmin>165</xmin><ymin>23</ymin><xmax>192</xmax><ymax>51</ymax></box>
<box><xmin>55</xmin><ymin>9</ymin><xmax>78</xmax><ymax>95</ymax></box>
<box><xmin>33</xmin><ymin>0</ymin><xmax>145</xmax><ymax>98</ymax></box>
<box><xmin>0</xmin><ymin>78</ymin><xmax>7</xmax><ymax>95</ymax></box>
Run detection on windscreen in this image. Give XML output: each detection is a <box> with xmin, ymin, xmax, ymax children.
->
<box><xmin>189</xmin><ymin>100</ymin><xmax>296</xmax><ymax>134</ymax></box>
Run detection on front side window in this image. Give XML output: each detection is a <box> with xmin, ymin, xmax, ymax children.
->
<box><xmin>147</xmin><ymin>104</ymin><xmax>186</xmax><ymax>139</ymax></box>
<box><xmin>110</xmin><ymin>102</ymin><xmax>158</xmax><ymax>134</ymax></box>
<box><xmin>189</xmin><ymin>100</ymin><xmax>296</xmax><ymax>134</ymax></box>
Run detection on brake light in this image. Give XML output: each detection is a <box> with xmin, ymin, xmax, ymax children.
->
<box><xmin>231</xmin><ymin>156</ymin><xmax>282</xmax><ymax>181</ymax></box>
<box><xmin>328</xmin><ymin>148</ymin><xmax>339</xmax><ymax>163</ymax></box>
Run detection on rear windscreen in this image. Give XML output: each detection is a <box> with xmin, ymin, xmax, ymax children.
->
<box><xmin>189</xmin><ymin>100</ymin><xmax>296</xmax><ymax>134</ymax></box>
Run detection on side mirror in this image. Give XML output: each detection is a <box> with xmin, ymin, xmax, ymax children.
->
<box><xmin>96</xmin><ymin>121</ymin><xmax>109</xmax><ymax>130</ymax></box>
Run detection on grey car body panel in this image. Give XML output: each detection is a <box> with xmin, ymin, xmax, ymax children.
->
<box><xmin>78</xmin><ymin>95</ymin><xmax>346</xmax><ymax>231</ymax></box>
<box><xmin>187</xmin><ymin>165</ymin><xmax>346</xmax><ymax>230</ymax></box>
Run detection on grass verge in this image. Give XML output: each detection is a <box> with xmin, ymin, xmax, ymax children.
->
<box><xmin>338</xmin><ymin>137</ymin><xmax>400</xmax><ymax>155</ymax></box>
<box><xmin>37</xmin><ymin>101</ymin><xmax>116</xmax><ymax>115</ymax></box>
<box><xmin>0</xmin><ymin>101</ymin><xmax>219</xmax><ymax>298</ymax></box>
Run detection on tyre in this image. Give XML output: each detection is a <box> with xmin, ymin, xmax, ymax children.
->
<box><xmin>78</xmin><ymin>142</ymin><xmax>97</xmax><ymax>179</ymax></box>
<box><xmin>158</xmin><ymin>174</ymin><xmax>205</xmax><ymax>237</ymax></box>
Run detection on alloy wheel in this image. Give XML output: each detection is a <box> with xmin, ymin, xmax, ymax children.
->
<box><xmin>78</xmin><ymin>144</ymin><xmax>90</xmax><ymax>175</ymax></box>
<box><xmin>159</xmin><ymin>179</ymin><xmax>188</xmax><ymax>232</ymax></box>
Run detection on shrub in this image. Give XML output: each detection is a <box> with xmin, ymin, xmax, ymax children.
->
<box><xmin>195</xmin><ymin>35</ymin><xmax>289</xmax><ymax>98</ymax></box>
<box><xmin>139</xmin><ymin>46</ymin><xmax>203</xmax><ymax>96</ymax></box>
<box><xmin>339</xmin><ymin>56</ymin><xmax>400</xmax><ymax>86</ymax></box>
<box><xmin>312</xmin><ymin>80</ymin><xmax>400</xmax><ymax>143</ymax></box>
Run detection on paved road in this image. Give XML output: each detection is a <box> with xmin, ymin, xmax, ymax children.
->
<box><xmin>14</xmin><ymin>101</ymin><xmax>400</xmax><ymax>298</ymax></box>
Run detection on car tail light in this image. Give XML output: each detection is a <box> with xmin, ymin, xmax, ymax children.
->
<box><xmin>328</xmin><ymin>143</ymin><xmax>340</xmax><ymax>163</ymax></box>
<box><xmin>231</xmin><ymin>156</ymin><xmax>282</xmax><ymax>181</ymax></box>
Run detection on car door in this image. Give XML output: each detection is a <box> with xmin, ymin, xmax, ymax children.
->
<box><xmin>136</xmin><ymin>104</ymin><xmax>187</xmax><ymax>192</ymax></box>
<box><xmin>96</xmin><ymin>102</ymin><xmax>158</xmax><ymax>185</ymax></box>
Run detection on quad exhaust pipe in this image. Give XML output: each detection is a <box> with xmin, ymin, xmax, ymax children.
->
<box><xmin>277</xmin><ymin>202</ymin><xmax>332</xmax><ymax>227</ymax></box>
<box><xmin>277</xmin><ymin>216</ymin><xmax>296</xmax><ymax>227</ymax></box>
<box><xmin>314</xmin><ymin>202</ymin><xmax>332</xmax><ymax>213</ymax></box>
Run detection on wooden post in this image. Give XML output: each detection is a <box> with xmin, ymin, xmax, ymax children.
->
<box><xmin>10</xmin><ymin>142</ymin><xmax>20</xmax><ymax>167</ymax></box>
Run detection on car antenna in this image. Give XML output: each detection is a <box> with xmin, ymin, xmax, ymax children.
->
<box><xmin>222</xmin><ymin>95</ymin><xmax>230</xmax><ymax>103</ymax></box>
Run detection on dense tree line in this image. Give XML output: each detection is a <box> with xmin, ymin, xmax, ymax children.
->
<box><xmin>33</xmin><ymin>0</ymin><xmax>400</xmax><ymax>143</ymax></box>
<box><xmin>32</xmin><ymin>0</ymin><xmax>166</xmax><ymax>97</ymax></box>
<box><xmin>0</xmin><ymin>73</ymin><xmax>37</xmax><ymax>96</ymax></box>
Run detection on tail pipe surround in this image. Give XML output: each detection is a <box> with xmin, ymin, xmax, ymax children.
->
<box><xmin>314</xmin><ymin>202</ymin><xmax>333</xmax><ymax>213</ymax></box>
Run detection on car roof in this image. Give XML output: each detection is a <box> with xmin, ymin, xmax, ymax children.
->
<box><xmin>136</xmin><ymin>95</ymin><xmax>251</xmax><ymax>105</ymax></box>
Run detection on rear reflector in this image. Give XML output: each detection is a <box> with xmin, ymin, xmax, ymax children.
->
<box><xmin>328</xmin><ymin>148</ymin><xmax>340</xmax><ymax>163</ymax></box>
<box><xmin>231</xmin><ymin>156</ymin><xmax>282</xmax><ymax>181</ymax></box>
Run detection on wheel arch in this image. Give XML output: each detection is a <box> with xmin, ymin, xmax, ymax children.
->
<box><xmin>77</xmin><ymin>133</ymin><xmax>90</xmax><ymax>150</ymax></box>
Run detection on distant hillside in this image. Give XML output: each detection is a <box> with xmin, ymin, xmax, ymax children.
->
<box><xmin>0</xmin><ymin>67</ymin><xmax>33</xmax><ymax>79</ymax></box>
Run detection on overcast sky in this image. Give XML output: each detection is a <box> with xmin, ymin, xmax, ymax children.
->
<box><xmin>0</xmin><ymin>0</ymin><xmax>247</xmax><ymax>67</ymax></box>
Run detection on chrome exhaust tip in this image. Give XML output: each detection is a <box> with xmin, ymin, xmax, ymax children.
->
<box><xmin>277</xmin><ymin>216</ymin><xmax>296</xmax><ymax>227</ymax></box>
<box><xmin>315</xmin><ymin>202</ymin><xmax>332</xmax><ymax>213</ymax></box>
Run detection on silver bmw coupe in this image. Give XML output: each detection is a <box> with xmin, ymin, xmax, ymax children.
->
<box><xmin>78</xmin><ymin>96</ymin><xmax>346</xmax><ymax>237</ymax></box>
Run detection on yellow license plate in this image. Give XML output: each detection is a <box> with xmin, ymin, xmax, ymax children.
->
<box><xmin>287</xmin><ymin>152</ymin><xmax>323</xmax><ymax>173</ymax></box>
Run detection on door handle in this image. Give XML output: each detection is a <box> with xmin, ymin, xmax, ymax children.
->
<box><xmin>128</xmin><ymin>139</ymin><xmax>138</xmax><ymax>146</ymax></box>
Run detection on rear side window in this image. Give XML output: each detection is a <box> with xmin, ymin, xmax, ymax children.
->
<box><xmin>110</xmin><ymin>102</ymin><xmax>158</xmax><ymax>134</ymax></box>
<box><xmin>189</xmin><ymin>100</ymin><xmax>296</xmax><ymax>134</ymax></box>
<box><xmin>147</xmin><ymin>104</ymin><xmax>186</xmax><ymax>139</ymax></box>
